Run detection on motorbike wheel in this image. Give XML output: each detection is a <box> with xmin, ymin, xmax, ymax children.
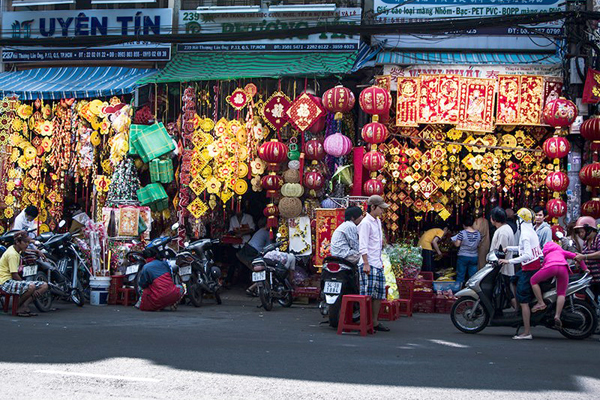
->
<box><xmin>33</xmin><ymin>272</ymin><xmax>53</xmax><ymax>313</ymax></box>
<box><xmin>559</xmin><ymin>299</ymin><xmax>598</xmax><ymax>340</ymax></box>
<box><xmin>70</xmin><ymin>289</ymin><xmax>84</xmax><ymax>307</ymax></box>
<box><xmin>188</xmin><ymin>276</ymin><xmax>203</xmax><ymax>308</ymax></box>
<box><xmin>451</xmin><ymin>297</ymin><xmax>489</xmax><ymax>334</ymax></box>
<box><xmin>277</xmin><ymin>291</ymin><xmax>293</xmax><ymax>308</ymax></box>
<box><xmin>258</xmin><ymin>282</ymin><xmax>273</xmax><ymax>311</ymax></box>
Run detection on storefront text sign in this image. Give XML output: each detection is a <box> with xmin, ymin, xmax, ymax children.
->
<box><xmin>177</xmin><ymin>8</ymin><xmax>361</xmax><ymax>52</ymax></box>
<box><xmin>2</xmin><ymin>9</ymin><xmax>172</xmax><ymax>62</ymax></box>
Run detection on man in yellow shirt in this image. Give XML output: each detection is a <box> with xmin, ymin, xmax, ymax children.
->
<box><xmin>0</xmin><ymin>231</ymin><xmax>48</xmax><ymax>317</ymax></box>
<box><xmin>418</xmin><ymin>225</ymin><xmax>449</xmax><ymax>272</ymax></box>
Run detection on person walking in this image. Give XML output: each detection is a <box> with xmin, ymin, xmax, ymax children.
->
<box><xmin>473</xmin><ymin>209</ymin><xmax>490</xmax><ymax>270</ymax></box>
<box><xmin>451</xmin><ymin>214</ymin><xmax>481</xmax><ymax>287</ymax></box>
<box><xmin>358</xmin><ymin>195</ymin><xmax>390</xmax><ymax>332</ymax></box>
<box><xmin>489</xmin><ymin>207</ymin><xmax>516</xmax><ymax>309</ymax></box>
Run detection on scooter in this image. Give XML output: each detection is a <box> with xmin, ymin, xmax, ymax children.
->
<box><xmin>179</xmin><ymin>239</ymin><xmax>222</xmax><ymax>307</ymax></box>
<box><xmin>450</xmin><ymin>249</ymin><xmax>598</xmax><ymax>340</ymax></box>
<box><xmin>251</xmin><ymin>241</ymin><xmax>294</xmax><ymax>311</ymax></box>
<box><xmin>319</xmin><ymin>256</ymin><xmax>359</xmax><ymax>328</ymax></box>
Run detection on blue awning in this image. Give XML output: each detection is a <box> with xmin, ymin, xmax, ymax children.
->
<box><xmin>376</xmin><ymin>52</ymin><xmax>561</xmax><ymax>65</ymax></box>
<box><xmin>0</xmin><ymin>67</ymin><xmax>158</xmax><ymax>100</ymax></box>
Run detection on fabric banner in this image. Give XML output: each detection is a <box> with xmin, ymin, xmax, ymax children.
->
<box><xmin>582</xmin><ymin>67</ymin><xmax>600</xmax><ymax>104</ymax></box>
<box><xmin>396</xmin><ymin>77</ymin><xmax>419</xmax><ymax>127</ymax></box>
<box><xmin>543</xmin><ymin>77</ymin><xmax>563</xmax><ymax>107</ymax></box>
<box><xmin>418</xmin><ymin>75</ymin><xmax>440</xmax><ymax>124</ymax></box>
<box><xmin>456</xmin><ymin>77</ymin><xmax>495</xmax><ymax>132</ymax></box>
<box><xmin>437</xmin><ymin>75</ymin><xmax>460</xmax><ymax>124</ymax></box>
<box><xmin>314</xmin><ymin>208</ymin><xmax>345</xmax><ymax>267</ymax></box>
<box><xmin>519</xmin><ymin>75</ymin><xmax>545</xmax><ymax>125</ymax></box>
<box><xmin>497</xmin><ymin>75</ymin><xmax>520</xmax><ymax>125</ymax></box>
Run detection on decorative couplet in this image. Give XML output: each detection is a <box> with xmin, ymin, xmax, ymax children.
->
<box><xmin>396</xmin><ymin>77</ymin><xmax>419</xmax><ymax>127</ymax></box>
<box><xmin>456</xmin><ymin>77</ymin><xmax>495</xmax><ymax>132</ymax></box>
<box><xmin>314</xmin><ymin>208</ymin><xmax>345</xmax><ymax>267</ymax></box>
<box><xmin>497</xmin><ymin>75</ymin><xmax>545</xmax><ymax>125</ymax></box>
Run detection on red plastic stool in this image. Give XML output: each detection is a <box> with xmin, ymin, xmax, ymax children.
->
<box><xmin>337</xmin><ymin>295</ymin><xmax>374</xmax><ymax>336</ymax></box>
<box><xmin>397</xmin><ymin>299</ymin><xmax>413</xmax><ymax>317</ymax></box>
<box><xmin>378</xmin><ymin>287</ymin><xmax>398</xmax><ymax>321</ymax></box>
<box><xmin>1</xmin><ymin>290</ymin><xmax>19</xmax><ymax>316</ymax></box>
<box><xmin>117</xmin><ymin>287</ymin><xmax>137</xmax><ymax>306</ymax></box>
<box><xmin>109</xmin><ymin>275</ymin><xmax>125</xmax><ymax>305</ymax></box>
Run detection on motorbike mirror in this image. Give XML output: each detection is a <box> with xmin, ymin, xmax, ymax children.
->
<box><xmin>171</xmin><ymin>223</ymin><xmax>180</xmax><ymax>231</ymax></box>
<box><xmin>276</xmin><ymin>233</ymin><xmax>282</xmax><ymax>239</ymax></box>
<box><xmin>184</xmin><ymin>241</ymin><xmax>190</xmax><ymax>247</ymax></box>
<box><xmin>34</xmin><ymin>241</ymin><xmax>41</xmax><ymax>246</ymax></box>
<box><xmin>555</xmin><ymin>231</ymin><xmax>564</xmax><ymax>240</ymax></box>
<box><xmin>58</xmin><ymin>220</ymin><xmax>66</xmax><ymax>228</ymax></box>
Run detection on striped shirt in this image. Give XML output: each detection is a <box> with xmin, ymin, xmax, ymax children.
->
<box><xmin>452</xmin><ymin>230</ymin><xmax>482</xmax><ymax>258</ymax></box>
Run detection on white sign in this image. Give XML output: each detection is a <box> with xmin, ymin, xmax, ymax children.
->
<box><xmin>2</xmin><ymin>9</ymin><xmax>172</xmax><ymax>62</ymax></box>
<box><xmin>373</xmin><ymin>0</ymin><xmax>564</xmax><ymax>51</ymax></box>
<box><xmin>383</xmin><ymin>64</ymin><xmax>562</xmax><ymax>91</ymax></box>
<box><xmin>178</xmin><ymin>8</ymin><xmax>361</xmax><ymax>52</ymax></box>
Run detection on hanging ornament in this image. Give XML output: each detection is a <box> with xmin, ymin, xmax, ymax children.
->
<box><xmin>363</xmin><ymin>178</ymin><xmax>384</xmax><ymax>196</ymax></box>
<box><xmin>324</xmin><ymin>132</ymin><xmax>353</xmax><ymax>158</ymax></box>
<box><xmin>363</xmin><ymin>150</ymin><xmax>386</xmax><ymax>172</ymax></box>
<box><xmin>226</xmin><ymin>88</ymin><xmax>248</xmax><ymax>110</ymax></box>
<box><xmin>579</xmin><ymin>163</ymin><xmax>600</xmax><ymax>188</ymax></box>
<box><xmin>581</xmin><ymin>116</ymin><xmax>600</xmax><ymax>143</ymax></box>
<box><xmin>279</xmin><ymin>197</ymin><xmax>303</xmax><ymax>219</ymax></box>
<box><xmin>259</xmin><ymin>139</ymin><xmax>289</xmax><ymax>171</ymax></box>
<box><xmin>304</xmin><ymin>138</ymin><xmax>325</xmax><ymax>161</ymax></box>
<box><xmin>551</xmin><ymin>225</ymin><xmax>566</xmax><ymax>242</ymax></box>
<box><xmin>359</xmin><ymin>85</ymin><xmax>392</xmax><ymax>122</ymax></box>
<box><xmin>542</xmin><ymin>97</ymin><xmax>577</xmax><ymax>134</ymax></box>
<box><xmin>261</xmin><ymin>91</ymin><xmax>291</xmax><ymax>132</ymax></box>
<box><xmin>582</xmin><ymin>198</ymin><xmax>600</xmax><ymax>219</ymax></box>
<box><xmin>323</xmin><ymin>85</ymin><xmax>355</xmax><ymax>120</ymax></box>
<box><xmin>542</xmin><ymin>136</ymin><xmax>570</xmax><ymax>159</ymax></box>
<box><xmin>546</xmin><ymin>198</ymin><xmax>567</xmax><ymax>218</ymax></box>
<box><xmin>545</xmin><ymin>171</ymin><xmax>569</xmax><ymax>192</ymax></box>
<box><xmin>261</xmin><ymin>174</ymin><xmax>283</xmax><ymax>198</ymax></box>
<box><xmin>263</xmin><ymin>203</ymin><xmax>279</xmax><ymax>239</ymax></box>
<box><xmin>361</xmin><ymin>122</ymin><xmax>388</xmax><ymax>145</ymax></box>
<box><xmin>286</xmin><ymin>93</ymin><xmax>325</xmax><ymax>132</ymax></box>
<box><xmin>304</xmin><ymin>170</ymin><xmax>324</xmax><ymax>192</ymax></box>
<box><xmin>281</xmin><ymin>182</ymin><xmax>304</xmax><ymax>198</ymax></box>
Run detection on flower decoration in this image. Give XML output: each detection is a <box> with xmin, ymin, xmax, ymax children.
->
<box><xmin>251</xmin><ymin>175</ymin><xmax>263</xmax><ymax>192</ymax></box>
<box><xmin>251</xmin><ymin>159</ymin><xmax>266</xmax><ymax>175</ymax></box>
<box><xmin>4</xmin><ymin>194</ymin><xmax>14</xmax><ymax>206</ymax></box>
<box><xmin>94</xmin><ymin>175</ymin><xmax>112</xmax><ymax>192</ymax></box>
<box><xmin>4</xmin><ymin>208</ymin><xmax>14</xmax><ymax>219</ymax></box>
<box><xmin>18</xmin><ymin>155</ymin><xmax>32</xmax><ymax>170</ymax></box>
<box><xmin>187</xmin><ymin>198</ymin><xmax>209</xmax><ymax>219</ymax></box>
<box><xmin>41</xmin><ymin>137</ymin><xmax>52</xmax><ymax>152</ymax></box>
<box><xmin>206</xmin><ymin>176</ymin><xmax>222</xmax><ymax>194</ymax></box>
<box><xmin>90</xmin><ymin>131</ymin><xmax>101</xmax><ymax>147</ymax></box>
<box><xmin>42</xmin><ymin>104</ymin><xmax>52</xmax><ymax>119</ymax></box>
<box><xmin>17</xmin><ymin>104</ymin><xmax>33</xmax><ymax>119</ymax></box>
<box><xmin>6</xmin><ymin>181</ymin><xmax>15</xmax><ymax>191</ymax></box>
<box><xmin>100</xmin><ymin>119</ymin><xmax>110</xmax><ymax>135</ymax></box>
<box><xmin>39</xmin><ymin>120</ymin><xmax>53</xmax><ymax>137</ymax></box>
<box><xmin>11</xmin><ymin>118</ymin><xmax>22</xmax><ymax>132</ymax></box>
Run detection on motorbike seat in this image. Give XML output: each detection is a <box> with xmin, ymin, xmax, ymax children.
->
<box><xmin>569</xmin><ymin>273</ymin><xmax>584</xmax><ymax>282</ymax></box>
<box><xmin>36</xmin><ymin>232</ymin><xmax>54</xmax><ymax>243</ymax></box>
<box><xmin>44</xmin><ymin>232</ymin><xmax>71</xmax><ymax>248</ymax></box>
<box><xmin>323</xmin><ymin>256</ymin><xmax>357</xmax><ymax>270</ymax></box>
<box><xmin>187</xmin><ymin>239</ymin><xmax>212</xmax><ymax>255</ymax></box>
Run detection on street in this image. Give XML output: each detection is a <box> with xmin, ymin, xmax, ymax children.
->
<box><xmin>1</xmin><ymin>290</ymin><xmax>599</xmax><ymax>400</ymax></box>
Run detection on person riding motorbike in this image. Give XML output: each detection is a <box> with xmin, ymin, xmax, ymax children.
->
<box><xmin>499</xmin><ymin>208</ymin><xmax>543</xmax><ymax>340</ymax></box>
<box><xmin>330</xmin><ymin>206</ymin><xmax>364</xmax><ymax>265</ymax></box>
<box><xmin>573</xmin><ymin>216</ymin><xmax>600</xmax><ymax>304</ymax></box>
<box><xmin>137</xmin><ymin>259</ymin><xmax>184</xmax><ymax>311</ymax></box>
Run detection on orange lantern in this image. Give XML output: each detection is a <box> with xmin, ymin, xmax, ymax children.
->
<box><xmin>363</xmin><ymin>178</ymin><xmax>384</xmax><ymax>196</ymax></box>
<box><xmin>543</xmin><ymin>136</ymin><xmax>570</xmax><ymax>159</ymax></box>
<box><xmin>582</xmin><ymin>198</ymin><xmax>600</xmax><ymax>219</ymax></box>
<box><xmin>546</xmin><ymin>198</ymin><xmax>567</xmax><ymax>218</ymax></box>
<box><xmin>545</xmin><ymin>171</ymin><xmax>569</xmax><ymax>192</ymax></box>
<box><xmin>323</xmin><ymin>85</ymin><xmax>355</xmax><ymax>120</ymax></box>
<box><xmin>361</xmin><ymin>122</ymin><xmax>388</xmax><ymax>145</ymax></box>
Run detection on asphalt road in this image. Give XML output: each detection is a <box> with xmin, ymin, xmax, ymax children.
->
<box><xmin>1</xmin><ymin>290</ymin><xmax>599</xmax><ymax>399</ymax></box>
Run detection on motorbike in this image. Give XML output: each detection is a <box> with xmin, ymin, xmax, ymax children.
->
<box><xmin>178</xmin><ymin>239</ymin><xmax>222</xmax><ymax>307</ymax></box>
<box><xmin>450</xmin><ymin>249</ymin><xmax>598</xmax><ymax>340</ymax></box>
<box><xmin>251</xmin><ymin>241</ymin><xmax>294</xmax><ymax>311</ymax></box>
<box><xmin>319</xmin><ymin>256</ymin><xmax>359</xmax><ymax>328</ymax></box>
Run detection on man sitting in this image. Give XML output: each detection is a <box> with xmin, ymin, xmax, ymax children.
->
<box><xmin>330</xmin><ymin>206</ymin><xmax>364</xmax><ymax>265</ymax></box>
<box><xmin>138</xmin><ymin>260</ymin><xmax>184</xmax><ymax>311</ymax></box>
<box><xmin>0</xmin><ymin>231</ymin><xmax>48</xmax><ymax>317</ymax></box>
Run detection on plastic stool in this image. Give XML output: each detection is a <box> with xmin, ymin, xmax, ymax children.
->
<box><xmin>1</xmin><ymin>290</ymin><xmax>19</xmax><ymax>316</ymax></box>
<box><xmin>117</xmin><ymin>287</ymin><xmax>137</xmax><ymax>306</ymax></box>
<box><xmin>397</xmin><ymin>299</ymin><xmax>413</xmax><ymax>317</ymax></box>
<box><xmin>337</xmin><ymin>295</ymin><xmax>374</xmax><ymax>336</ymax></box>
<box><xmin>109</xmin><ymin>275</ymin><xmax>126</xmax><ymax>305</ymax></box>
<box><xmin>378</xmin><ymin>300</ymin><xmax>397</xmax><ymax>321</ymax></box>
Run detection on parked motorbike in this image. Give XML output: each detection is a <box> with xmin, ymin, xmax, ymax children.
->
<box><xmin>319</xmin><ymin>256</ymin><xmax>359</xmax><ymax>328</ymax></box>
<box><xmin>251</xmin><ymin>241</ymin><xmax>294</xmax><ymax>311</ymax></box>
<box><xmin>178</xmin><ymin>239</ymin><xmax>222</xmax><ymax>307</ymax></box>
<box><xmin>451</xmin><ymin>249</ymin><xmax>598</xmax><ymax>340</ymax></box>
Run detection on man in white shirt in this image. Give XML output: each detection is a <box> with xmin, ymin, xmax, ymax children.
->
<box><xmin>489</xmin><ymin>207</ymin><xmax>516</xmax><ymax>309</ymax></box>
<box><xmin>330</xmin><ymin>206</ymin><xmax>364</xmax><ymax>264</ymax></box>
<box><xmin>12</xmin><ymin>206</ymin><xmax>39</xmax><ymax>238</ymax></box>
<box><xmin>358</xmin><ymin>195</ymin><xmax>390</xmax><ymax>332</ymax></box>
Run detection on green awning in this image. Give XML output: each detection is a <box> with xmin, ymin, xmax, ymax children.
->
<box><xmin>137</xmin><ymin>52</ymin><xmax>357</xmax><ymax>84</ymax></box>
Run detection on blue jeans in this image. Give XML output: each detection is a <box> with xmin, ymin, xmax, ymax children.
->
<box><xmin>456</xmin><ymin>256</ymin><xmax>478</xmax><ymax>284</ymax></box>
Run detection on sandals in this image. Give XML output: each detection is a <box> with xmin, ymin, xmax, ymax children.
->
<box><xmin>16</xmin><ymin>311</ymin><xmax>37</xmax><ymax>317</ymax></box>
<box><xmin>554</xmin><ymin>317</ymin><xmax>563</xmax><ymax>330</ymax></box>
<box><xmin>531</xmin><ymin>304</ymin><xmax>547</xmax><ymax>313</ymax></box>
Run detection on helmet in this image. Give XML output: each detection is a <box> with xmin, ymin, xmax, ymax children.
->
<box><xmin>574</xmin><ymin>216</ymin><xmax>597</xmax><ymax>231</ymax></box>
<box><xmin>516</xmin><ymin>208</ymin><xmax>535</xmax><ymax>224</ymax></box>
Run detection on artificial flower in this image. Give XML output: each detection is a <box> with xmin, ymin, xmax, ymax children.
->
<box><xmin>38</xmin><ymin>120</ymin><xmax>53</xmax><ymax>136</ymax></box>
<box><xmin>17</xmin><ymin>104</ymin><xmax>32</xmax><ymax>119</ymax></box>
<box><xmin>94</xmin><ymin>175</ymin><xmax>111</xmax><ymax>192</ymax></box>
<box><xmin>206</xmin><ymin>176</ymin><xmax>222</xmax><ymax>194</ymax></box>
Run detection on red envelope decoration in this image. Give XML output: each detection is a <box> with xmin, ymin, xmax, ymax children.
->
<box><xmin>286</xmin><ymin>93</ymin><xmax>325</xmax><ymax>132</ymax></box>
<box><xmin>261</xmin><ymin>91</ymin><xmax>291</xmax><ymax>131</ymax></box>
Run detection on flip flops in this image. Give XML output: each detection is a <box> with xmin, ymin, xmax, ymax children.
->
<box><xmin>554</xmin><ymin>317</ymin><xmax>563</xmax><ymax>329</ymax></box>
<box><xmin>531</xmin><ymin>304</ymin><xmax>547</xmax><ymax>313</ymax></box>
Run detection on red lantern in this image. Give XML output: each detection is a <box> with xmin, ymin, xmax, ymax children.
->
<box><xmin>582</xmin><ymin>198</ymin><xmax>600</xmax><ymax>219</ymax></box>
<box><xmin>361</xmin><ymin>122</ymin><xmax>388</xmax><ymax>144</ymax></box>
<box><xmin>261</xmin><ymin>174</ymin><xmax>283</xmax><ymax>198</ymax></box>
<box><xmin>359</xmin><ymin>86</ymin><xmax>392</xmax><ymax>117</ymax></box>
<box><xmin>259</xmin><ymin>140</ymin><xmax>289</xmax><ymax>167</ymax></box>
<box><xmin>545</xmin><ymin>171</ymin><xmax>569</xmax><ymax>192</ymax></box>
<box><xmin>546</xmin><ymin>198</ymin><xmax>567</xmax><ymax>218</ymax></box>
<box><xmin>323</xmin><ymin>85</ymin><xmax>355</xmax><ymax>119</ymax></box>
<box><xmin>263</xmin><ymin>203</ymin><xmax>279</xmax><ymax>238</ymax></box>
<box><xmin>579</xmin><ymin>163</ymin><xmax>600</xmax><ymax>187</ymax></box>
<box><xmin>542</xmin><ymin>136</ymin><xmax>570</xmax><ymax>159</ymax></box>
<box><xmin>363</xmin><ymin>178</ymin><xmax>384</xmax><ymax>196</ymax></box>
<box><xmin>581</xmin><ymin>116</ymin><xmax>600</xmax><ymax>143</ymax></box>
<box><xmin>304</xmin><ymin>139</ymin><xmax>325</xmax><ymax>161</ymax></box>
<box><xmin>542</xmin><ymin>98</ymin><xmax>577</xmax><ymax>128</ymax></box>
<box><xmin>551</xmin><ymin>225</ymin><xmax>566</xmax><ymax>242</ymax></box>
<box><xmin>304</xmin><ymin>171</ymin><xmax>324</xmax><ymax>191</ymax></box>
<box><xmin>362</xmin><ymin>150</ymin><xmax>386</xmax><ymax>172</ymax></box>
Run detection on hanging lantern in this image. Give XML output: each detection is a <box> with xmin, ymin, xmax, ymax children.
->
<box><xmin>361</xmin><ymin>122</ymin><xmax>388</xmax><ymax>145</ymax></box>
<box><xmin>545</xmin><ymin>171</ymin><xmax>570</xmax><ymax>192</ymax></box>
<box><xmin>546</xmin><ymin>198</ymin><xmax>567</xmax><ymax>218</ymax></box>
<box><xmin>261</xmin><ymin>174</ymin><xmax>283</xmax><ymax>198</ymax></box>
<box><xmin>579</xmin><ymin>163</ymin><xmax>600</xmax><ymax>187</ymax></box>
<box><xmin>542</xmin><ymin>136</ymin><xmax>570</xmax><ymax>159</ymax></box>
<box><xmin>323</xmin><ymin>85</ymin><xmax>355</xmax><ymax>120</ymax></box>
<box><xmin>304</xmin><ymin>171</ymin><xmax>324</xmax><ymax>191</ymax></box>
<box><xmin>259</xmin><ymin>140</ymin><xmax>289</xmax><ymax>170</ymax></box>
<box><xmin>359</xmin><ymin>86</ymin><xmax>391</xmax><ymax>120</ymax></box>
<box><xmin>582</xmin><ymin>198</ymin><xmax>600</xmax><ymax>219</ymax></box>
<box><xmin>283</xmin><ymin>169</ymin><xmax>300</xmax><ymax>183</ymax></box>
<box><xmin>263</xmin><ymin>203</ymin><xmax>279</xmax><ymax>238</ymax></box>
<box><xmin>542</xmin><ymin>98</ymin><xmax>578</xmax><ymax>130</ymax></box>
<box><xmin>363</xmin><ymin>150</ymin><xmax>386</xmax><ymax>172</ymax></box>
<box><xmin>580</xmin><ymin>116</ymin><xmax>600</xmax><ymax>143</ymax></box>
<box><xmin>279</xmin><ymin>197</ymin><xmax>303</xmax><ymax>219</ymax></box>
<box><xmin>363</xmin><ymin>178</ymin><xmax>384</xmax><ymax>196</ymax></box>
<box><xmin>304</xmin><ymin>139</ymin><xmax>325</xmax><ymax>161</ymax></box>
<box><xmin>287</xmin><ymin>144</ymin><xmax>301</xmax><ymax>161</ymax></box>
<box><xmin>281</xmin><ymin>182</ymin><xmax>304</xmax><ymax>198</ymax></box>
<box><xmin>324</xmin><ymin>132</ymin><xmax>353</xmax><ymax>158</ymax></box>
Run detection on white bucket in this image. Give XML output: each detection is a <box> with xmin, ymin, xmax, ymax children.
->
<box><xmin>89</xmin><ymin>276</ymin><xmax>111</xmax><ymax>306</ymax></box>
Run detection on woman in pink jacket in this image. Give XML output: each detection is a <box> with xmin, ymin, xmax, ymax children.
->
<box><xmin>530</xmin><ymin>241</ymin><xmax>588</xmax><ymax>328</ymax></box>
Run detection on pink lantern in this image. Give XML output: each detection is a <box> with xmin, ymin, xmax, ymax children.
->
<box><xmin>324</xmin><ymin>132</ymin><xmax>352</xmax><ymax>158</ymax></box>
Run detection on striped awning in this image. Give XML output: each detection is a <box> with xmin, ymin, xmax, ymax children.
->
<box><xmin>138</xmin><ymin>52</ymin><xmax>357</xmax><ymax>84</ymax></box>
<box><xmin>0</xmin><ymin>67</ymin><xmax>158</xmax><ymax>100</ymax></box>
<box><xmin>376</xmin><ymin>52</ymin><xmax>561</xmax><ymax>65</ymax></box>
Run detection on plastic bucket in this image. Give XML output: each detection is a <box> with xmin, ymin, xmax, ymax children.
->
<box><xmin>89</xmin><ymin>276</ymin><xmax>111</xmax><ymax>290</ymax></box>
<box><xmin>90</xmin><ymin>290</ymin><xmax>108</xmax><ymax>306</ymax></box>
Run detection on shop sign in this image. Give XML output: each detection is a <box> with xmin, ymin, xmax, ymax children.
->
<box><xmin>372</xmin><ymin>0</ymin><xmax>564</xmax><ymax>51</ymax></box>
<box><xmin>1</xmin><ymin>9</ymin><xmax>172</xmax><ymax>62</ymax></box>
<box><xmin>383</xmin><ymin>63</ymin><xmax>562</xmax><ymax>91</ymax></box>
<box><xmin>177</xmin><ymin>8</ymin><xmax>361</xmax><ymax>52</ymax></box>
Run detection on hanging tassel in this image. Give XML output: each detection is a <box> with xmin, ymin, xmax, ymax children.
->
<box><xmin>299</xmin><ymin>153</ymin><xmax>305</xmax><ymax>185</ymax></box>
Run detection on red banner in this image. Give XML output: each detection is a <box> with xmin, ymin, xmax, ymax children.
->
<box><xmin>396</xmin><ymin>77</ymin><xmax>419</xmax><ymax>127</ymax></box>
<box><xmin>315</xmin><ymin>208</ymin><xmax>345</xmax><ymax>267</ymax></box>
<box><xmin>519</xmin><ymin>75</ymin><xmax>544</xmax><ymax>125</ymax></box>
<box><xmin>457</xmin><ymin>77</ymin><xmax>495</xmax><ymax>132</ymax></box>
<box><xmin>583</xmin><ymin>67</ymin><xmax>600</xmax><ymax>104</ymax></box>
